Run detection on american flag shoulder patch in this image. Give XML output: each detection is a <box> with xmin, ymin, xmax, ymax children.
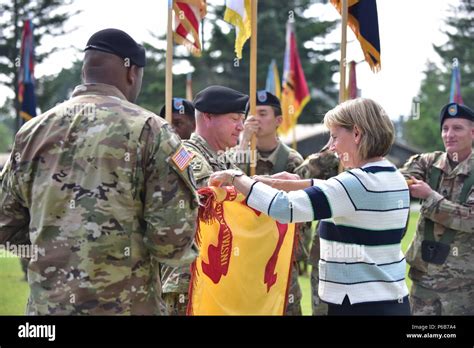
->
<box><xmin>171</xmin><ymin>145</ymin><xmax>194</xmax><ymax>171</ymax></box>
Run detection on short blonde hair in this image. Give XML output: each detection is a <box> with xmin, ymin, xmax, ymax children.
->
<box><xmin>323</xmin><ymin>98</ymin><xmax>395</xmax><ymax>160</ymax></box>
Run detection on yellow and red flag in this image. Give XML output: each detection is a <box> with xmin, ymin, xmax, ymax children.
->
<box><xmin>173</xmin><ymin>0</ymin><xmax>207</xmax><ymax>57</ymax></box>
<box><xmin>279</xmin><ymin>21</ymin><xmax>310</xmax><ymax>136</ymax></box>
<box><xmin>224</xmin><ymin>0</ymin><xmax>252</xmax><ymax>59</ymax></box>
<box><xmin>188</xmin><ymin>187</ymin><xmax>296</xmax><ymax>315</ymax></box>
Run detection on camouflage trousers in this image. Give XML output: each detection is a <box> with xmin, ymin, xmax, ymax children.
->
<box><xmin>410</xmin><ymin>282</ymin><xmax>474</xmax><ymax>315</ymax></box>
<box><xmin>285</xmin><ymin>261</ymin><xmax>302</xmax><ymax>316</ymax></box>
<box><xmin>310</xmin><ymin>265</ymin><xmax>328</xmax><ymax>315</ymax></box>
<box><xmin>162</xmin><ymin>292</ymin><xmax>189</xmax><ymax>316</ymax></box>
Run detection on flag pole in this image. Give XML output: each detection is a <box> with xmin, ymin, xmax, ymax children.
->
<box><xmin>249</xmin><ymin>0</ymin><xmax>258</xmax><ymax>176</ymax></box>
<box><xmin>292</xmin><ymin>126</ymin><xmax>297</xmax><ymax>150</ymax></box>
<box><xmin>337</xmin><ymin>0</ymin><xmax>348</xmax><ymax>174</ymax></box>
<box><xmin>338</xmin><ymin>0</ymin><xmax>348</xmax><ymax>103</ymax></box>
<box><xmin>165</xmin><ymin>0</ymin><xmax>174</xmax><ymax>123</ymax></box>
<box><xmin>290</xmin><ymin>19</ymin><xmax>297</xmax><ymax>151</ymax></box>
<box><xmin>186</xmin><ymin>73</ymin><xmax>193</xmax><ymax>101</ymax></box>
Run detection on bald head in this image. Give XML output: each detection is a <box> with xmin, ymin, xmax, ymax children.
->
<box><xmin>82</xmin><ymin>50</ymin><xmax>143</xmax><ymax>103</ymax></box>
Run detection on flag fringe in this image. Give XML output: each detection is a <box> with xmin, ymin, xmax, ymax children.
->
<box><xmin>173</xmin><ymin>32</ymin><xmax>202</xmax><ymax>57</ymax></box>
<box><xmin>346</xmin><ymin>15</ymin><xmax>381</xmax><ymax>72</ymax></box>
<box><xmin>224</xmin><ymin>6</ymin><xmax>251</xmax><ymax>59</ymax></box>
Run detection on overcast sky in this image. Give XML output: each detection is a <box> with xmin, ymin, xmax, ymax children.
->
<box><xmin>1</xmin><ymin>0</ymin><xmax>459</xmax><ymax>120</ymax></box>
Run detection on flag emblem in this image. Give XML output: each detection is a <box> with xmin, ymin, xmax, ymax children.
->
<box><xmin>171</xmin><ymin>145</ymin><xmax>194</xmax><ymax>171</ymax></box>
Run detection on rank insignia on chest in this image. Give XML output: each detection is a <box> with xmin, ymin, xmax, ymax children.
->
<box><xmin>171</xmin><ymin>145</ymin><xmax>194</xmax><ymax>171</ymax></box>
<box><xmin>191</xmin><ymin>159</ymin><xmax>202</xmax><ymax>171</ymax></box>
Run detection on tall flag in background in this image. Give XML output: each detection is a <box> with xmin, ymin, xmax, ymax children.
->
<box><xmin>449</xmin><ymin>58</ymin><xmax>463</xmax><ymax>104</ymax></box>
<box><xmin>265</xmin><ymin>59</ymin><xmax>281</xmax><ymax>99</ymax></box>
<box><xmin>331</xmin><ymin>0</ymin><xmax>381</xmax><ymax>72</ymax></box>
<box><xmin>347</xmin><ymin>60</ymin><xmax>358</xmax><ymax>99</ymax></box>
<box><xmin>279</xmin><ymin>21</ymin><xmax>310</xmax><ymax>136</ymax></box>
<box><xmin>186</xmin><ymin>72</ymin><xmax>193</xmax><ymax>100</ymax></box>
<box><xmin>224</xmin><ymin>0</ymin><xmax>252</xmax><ymax>59</ymax></box>
<box><xmin>18</xmin><ymin>20</ymin><xmax>37</xmax><ymax>121</ymax></box>
<box><xmin>188</xmin><ymin>187</ymin><xmax>296</xmax><ymax>315</ymax></box>
<box><xmin>173</xmin><ymin>0</ymin><xmax>207</xmax><ymax>57</ymax></box>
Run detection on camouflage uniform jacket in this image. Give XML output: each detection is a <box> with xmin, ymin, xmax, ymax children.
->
<box><xmin>401</xmin><ymin>151</ymin><xmax>474</xmax><ymax>291</ymax></box>
<box><xmin>295</xmin><ymin>150</ymin><xmax>340</xmax><ymax>183</ymax></box>
<box><xmin>0</xmin><ymin>83</ymin><xmax>198</xmax><ymax>315</ymax></box>
<box><xmin>161</xmin><ymin>132</ymin><xmax>237</xmax><ymax>293</ymax></box>
<box><xmin>185</xmin><ymin>133</ymin><xmax>237</xmax><ymax>186</ymax></box>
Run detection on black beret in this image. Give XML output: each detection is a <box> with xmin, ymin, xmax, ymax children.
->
<box><xmin>159</xmin><ymin>98</ymin><xmax>195</xmax><ymax>118</ymax></box>
<box><xmin>256</xmin><ymin>90</ymin><xmax>281</xmax><ymax>109</ymax></box>
<box><xmin>84</xmin><ymin>28</ymin><xmax>146</xmax><ymax>67</ymax></box>
<box><xmin>440</xmin><ymin>102</ymin><xmax>474</xmax><ymax>129</ymax></box>
<box><xmin>194</xmin><ymin>85</ymin><xmax>249</xmax><ymax>115</ymax></box>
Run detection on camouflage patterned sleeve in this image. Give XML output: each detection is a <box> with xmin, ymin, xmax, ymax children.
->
<box><xmin>294</xmin><ymin>151</ymin><xmax>339</xmax><ymax>180</ymax></box>
<box><xmin>421</xmin><ymin>189</ymin><xmax>474</xmax><ymax>233</ymax></box>
<box><xmin>0</xmin><ymin>153</ymin><xmax>30</xmax><ymax>244</ymax></box>
<box><xmin>141</xmin><ymin>118</ymin><xmax>198</xmax><ymax>267</ymax></box>
<box><xmin>399</xmin><ymin>153</ymin><xmax>430</xmax><ymax>181</ymax></box>
<box><xmin>287</xmin><ymin>150</ymin><xmax>304</xmax><ymax>174</ymax></box>
<box><xmin>402</xmin><ymin>152</ymin><xmax>474</xmax><ymax>233</ymax></box>
<box><xmin>184</xmin><ymin>146</ymin><xmax>214</xmax><ymax>189</ymax></box>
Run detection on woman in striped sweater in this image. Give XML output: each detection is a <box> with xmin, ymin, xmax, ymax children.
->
<box><xmin>209</xmin><ymin>98</ymin><xmax>411</xmax><ymax>315</ymax></box>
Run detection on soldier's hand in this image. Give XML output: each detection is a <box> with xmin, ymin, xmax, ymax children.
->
<box><xmin>408</xmin><ymin>176</ymin><xmax>433</xmax><ymax>199</ymax></box>
<box><xmin>271</xmin><ymin>171</ymin><xmax>301</xmax><ymax>181</ymax></box>
<box><xmin>241</xmin><ymin>116</ymin><xmax>260</xmax><ymax>144</ymax></box>
<box><xmin>208</xmin><ymin>170</ymin><xmax>233</xmax><ymax>187</ymax></box>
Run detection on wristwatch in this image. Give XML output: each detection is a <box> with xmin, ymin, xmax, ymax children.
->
<box><xmin>230</xmin><ymin>170</ymin><xmax>244</xmax><ymax>185</ymax></box>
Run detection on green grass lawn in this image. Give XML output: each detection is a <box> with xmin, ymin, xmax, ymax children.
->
<box><xmin>0</xmin><ymin>212</ymin><xmax>419</xmax><ymax>315</ymax></box>
<box><xmin>0</xmin><ymin>252</ymin><xmax>30</xmax><ymax>315</ymax></box>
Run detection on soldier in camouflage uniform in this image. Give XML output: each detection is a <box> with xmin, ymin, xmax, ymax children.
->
<box><xmin>159</xmin><ymin>98</ymin><xmax>195</xmax><ymax>140</ymax></box>
<box><xmin>0</xmin><ymin>29</ymin><xmax>198</xmax><ymax>315</ymax></box>
<box><xmin>295</xmin><ymin>145</ymin><xmax>339</xmax><ymax>316</ymax></box>
<box><xmin>161</xmin><ymin>85</ymin><xmax>249</xmax><ymax>315</ymax></box>
<box><xmin>237</xmin><ymin>91</ymin><xmax>304</xmax><ymax>315</ymax></box>
<box><xmin>401</xmin><ymin>102</ymin><xmax>474</xmax><ymax>315</ymax></box>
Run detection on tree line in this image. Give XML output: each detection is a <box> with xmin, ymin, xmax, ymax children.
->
<box><xmin>0</xmin><ymin>0</ymin><xmax>472</xmax><ymax>153</ymax></box>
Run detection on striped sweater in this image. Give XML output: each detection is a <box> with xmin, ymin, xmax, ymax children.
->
<box><xmin>246</xmin><ymin>159</ymin><xmax>410</xmax><ymax>305</ymax></box>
